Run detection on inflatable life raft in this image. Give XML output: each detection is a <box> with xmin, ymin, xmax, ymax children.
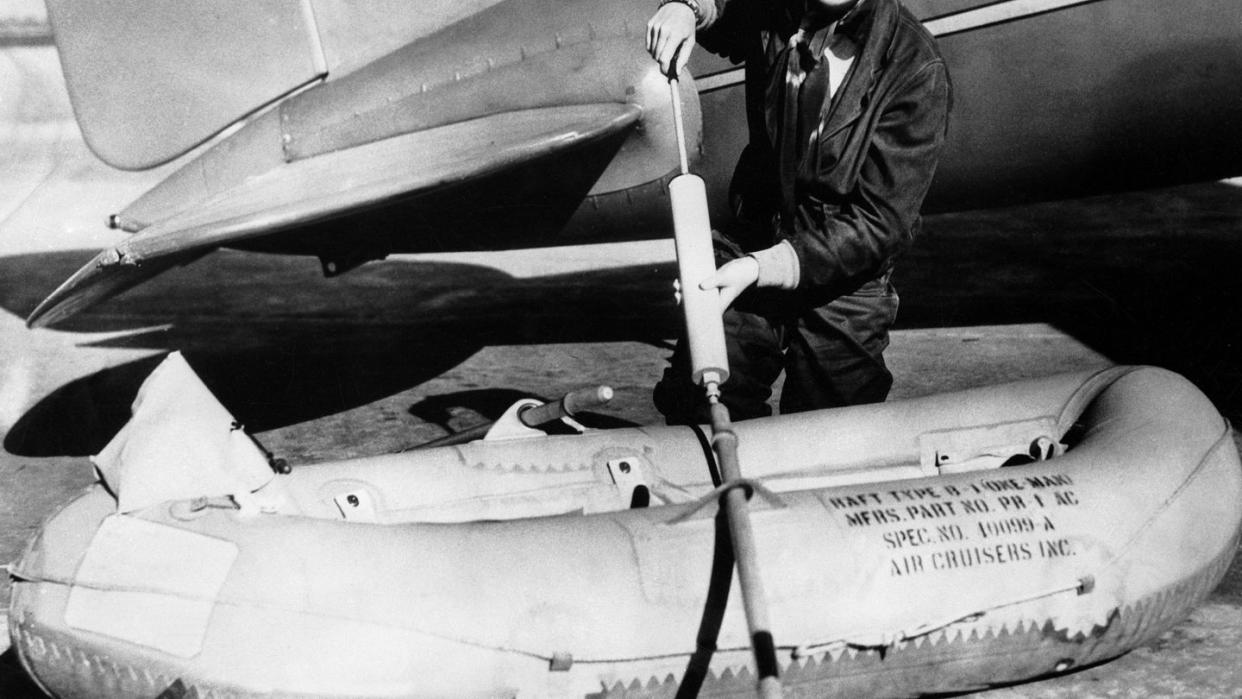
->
<box><xmin>8</xmin><ymin>356</ymin><xmax>1242</xmax><ymax>698</ymax></box>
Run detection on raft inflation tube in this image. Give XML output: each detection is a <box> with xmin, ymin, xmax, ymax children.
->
<box><xmin>8</xmin><ymin>356</ymin><xmax>1242</xmax><ymax>697</ymax></box>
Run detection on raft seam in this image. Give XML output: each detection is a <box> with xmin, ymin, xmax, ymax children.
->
<box><xmin>1052</xmin><ymin>365</ymin><xmax>1140</xmax><ymax>437</ymax></box>
<box><xmin>1105</xmin><ymin>422</ymin><xmax>1236</xmax><ymax>565</ymax></box>
<box><xmin>16</xmin><ymin>458</ymin><xmax>1234</xmax><ymax>675</ymax></box>
<box><xmin>9</xmin><ymin>572</ymin><xmax>562</xmax><ymax>666</ymax></box>
<box><xmin>18</xmin><ymin>544</ymin><xmax>1231</xmax><ymax>699</ymax></box>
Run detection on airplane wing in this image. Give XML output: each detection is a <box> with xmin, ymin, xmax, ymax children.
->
<box><xmin>26</xmin><ymin>102</ymin><xmax>642</xmax><ymax>329</ymax></box>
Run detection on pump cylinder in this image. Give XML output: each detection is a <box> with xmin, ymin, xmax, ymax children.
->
<box><xmin>669</xmin><ymin>173</ymin><xmax>730</xmax><ymax>386</ymax></box>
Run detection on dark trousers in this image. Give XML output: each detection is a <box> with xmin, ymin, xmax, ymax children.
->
<box><xmin>654</xmin><ymin>274</ymin><xmax>899</xmax><ymax>423</ymax></box>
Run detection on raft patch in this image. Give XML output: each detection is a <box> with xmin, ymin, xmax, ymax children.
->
<box><xmin>65</xmin><ymin>515</ymin><xmax>237</xmax><ymax>657</ymax></box>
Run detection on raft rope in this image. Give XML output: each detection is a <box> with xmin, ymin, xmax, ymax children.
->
<box><xmin>12</xmin><ymin>431</ymin><xmax>1227</xmax><ymax>675</ymax></box>
<box><xmin>786</xmin><ymin>576</ymin><xmax>1094</xmax><ymax>660</ymax></box>
<box><xmin>666</xmin><ymin>477</ymin><xmax>786</xmax><ymax>525</ymax></box>
<box><xmin>11</xmin><ymin>430</ymin><xmax>1225</xmax><ymax>677</ymax></box>
<box><xmin>6</xmin><ymin>563</ymin><xmax>1093</xmax><ymax>670</ymax></box>
<box><xmin>16</xmin><ymin>419</ymin><xmax>1227</xmax><ymax>668</ymax></box>
<box><xmin>9</xmin><ymin>374</ymin><xmax>1230</xmax><ymax>680</ymax></box>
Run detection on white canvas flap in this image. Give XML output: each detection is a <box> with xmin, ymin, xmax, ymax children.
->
<box><xmin>93</xmin><ymin>352</ymin><xmax>274</xmax><ymax>513</ymax></box>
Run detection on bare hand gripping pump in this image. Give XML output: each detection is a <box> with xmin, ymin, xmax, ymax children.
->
<box><xmin>666</xmin><ymin>74</ymin><xmax>784</xmax><ymax>699</ymax></box>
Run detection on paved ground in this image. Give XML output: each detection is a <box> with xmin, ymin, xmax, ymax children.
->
<box><xmin>4</xmin><ymin>40</ymin><xmax>1242</xmax><ymax>697</ymax></box>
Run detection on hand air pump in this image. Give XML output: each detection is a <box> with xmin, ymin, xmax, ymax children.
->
<box><xmin>666</xmin><ymin>73</ymin><xmax>784</xmax><ymax>699</ymax></box>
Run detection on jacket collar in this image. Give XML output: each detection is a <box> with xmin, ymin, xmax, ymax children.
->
<box><xmin>819</xmin><ymin>0</ymin><xmax>901</xmax><ymax>140</ymax></box>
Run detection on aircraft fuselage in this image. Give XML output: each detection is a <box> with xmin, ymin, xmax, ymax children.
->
<box><xmin>310</xmin><ymin>0</ymin><xmax>1242</xmax><ymax>255</ymax></box>
<box><xmin>25</xmin><ymin>0</ymin><xmax>1242</xmax><ymax>327</ymax></box>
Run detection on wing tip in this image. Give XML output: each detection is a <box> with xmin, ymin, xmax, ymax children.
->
<box><xmin>25</xmin><ymin>256</ymin><xmax>103</xmax><ymax>329</ymax></box>
<box><xmin>25</xmin><ymin>306</ymin><xmax>51</xmax><ymax>329</ymax></box>
<box><xmin>25</xmin><ymin>102</ymin><xmax>646</xmax><ymax>329</ymax></box>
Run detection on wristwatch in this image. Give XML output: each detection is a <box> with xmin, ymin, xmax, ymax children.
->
<box><xmin>658</xmin><ymin>0</ymin><xmax>705</xmax><ymax>25</ymax></box>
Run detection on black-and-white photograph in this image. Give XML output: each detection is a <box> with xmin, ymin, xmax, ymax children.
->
<box><xmin>3</xmin><ymin>0</ymin><xmax>1241</xmax><ymax>696</ymax></box>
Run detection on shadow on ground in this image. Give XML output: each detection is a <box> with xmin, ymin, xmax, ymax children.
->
<box><xmin>3</xmin><ymin>180</ymin><xmax>1242</xmax><ymax>458</ymax></box>
<box><xmin>1</xmin><ymin>182</ymin><xmax>1242</xmax><ymax>697</ymax></box>
<box><xmin>0</xmin><ymin>648</ymin><xmax>43</xmax><ymax>697</ymax></box>
<box><xmin>0</xmin><ymin>251</ymin><xmax>676</xmax><ymax>458</ymax></box>
<box><xmin>898</xmin><ymin>180</ymin><xmax>1242</xmax><ymax>417</ymax></box>
<box><xmin>407</xmin><ymin>388</ymin><xmax>639</xmax><ymax>434</ymax></box>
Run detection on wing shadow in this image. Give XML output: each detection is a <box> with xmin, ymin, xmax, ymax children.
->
<box><xmin>4</xmin><ymin>180</ymin><xmax>1242</xmax><ymax>456</ymax></box>
<box><xmin>0</xmin><ymin>249</ymin><xmax>676</xmax><ymax>458</ymax></box>
<box><xmin>897</xmin><ymin>179</ymin><xmax>1242</xmax><ymax>415</ymax></box>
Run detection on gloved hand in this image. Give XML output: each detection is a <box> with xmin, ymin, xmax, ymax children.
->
<box><xmin>700</xmin><ymin>240</ymin><xmax>801</xmax><ymax>310</ymax></box>
<box><xmin>699</xmin><ymin>256</ymin><xmax>759</xmax><ymax>311</ymax></box>
<box><xmin>646</xmin><ymin>2</ymin><xmax>697</xmax><ymax>77</ymax></box>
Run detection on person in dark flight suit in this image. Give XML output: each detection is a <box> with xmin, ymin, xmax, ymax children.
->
<box><xmin>647</xmin><ymin>0</ymin><xmax>952</xmax><ymax>421</ymax></box>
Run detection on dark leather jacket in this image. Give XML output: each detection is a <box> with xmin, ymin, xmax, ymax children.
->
<box><xmin>700</xmin><ymin>0</ymin><xmax>951</xmax><ymax>302</ymax></box>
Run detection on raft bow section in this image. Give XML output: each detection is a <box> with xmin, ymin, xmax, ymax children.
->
<box><xmin>9</xmin><ymin>365</ymin><xmax>1242</xmax><ymax>697</ymax></box>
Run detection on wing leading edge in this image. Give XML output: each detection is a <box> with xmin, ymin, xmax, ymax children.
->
<box><xmin>26</xmin><ymin>103</ymin><xmax>642</xmax><ymax>329</ymax></box>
